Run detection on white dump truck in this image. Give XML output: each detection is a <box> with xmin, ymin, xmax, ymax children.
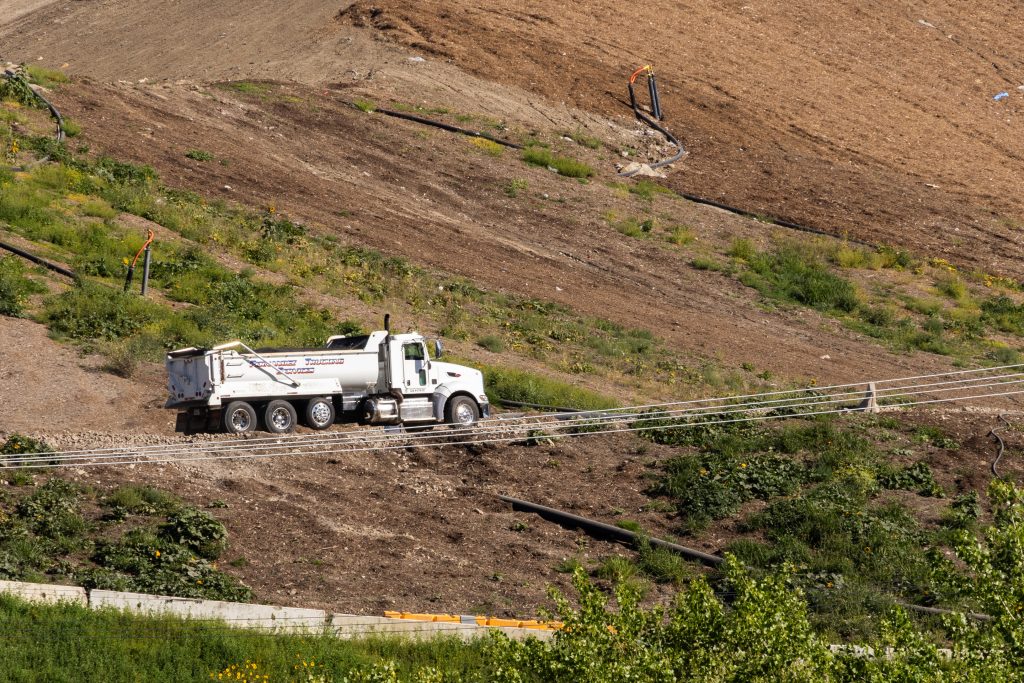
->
<box><xmin>165</xmin><ymin>317</ymin><xmax>489</xmax><ymax>434</ymax></box>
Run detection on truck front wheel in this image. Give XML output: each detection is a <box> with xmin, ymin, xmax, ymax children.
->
<box><xmin>223</xmin><ymin>401</ymin><xmax>257</xmax><ymax>435</ymax></box>
<box><xmin>445</xmin><ymin>395</ymin><xmax>480</xmax><ymax>426</ymax></box>
<box><xmin>304</xmin><ymin>397</ymin><xmax>335</xmax><ymax>430</ymax></box>
<box><xmin>264</xmin><ymin>400</ymin><xmax>298</xmax><ymax>434</ymax></box>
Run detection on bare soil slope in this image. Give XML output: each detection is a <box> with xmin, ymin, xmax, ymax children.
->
<box><xmin>4</xmin><ymin>0</ymin><xmax>1024</xmax><ymax>276</ymax></box>
<box><xmin>54</xmin><ymin>77</ymin><xmax>956</xmax><ymax>390</ymax></box>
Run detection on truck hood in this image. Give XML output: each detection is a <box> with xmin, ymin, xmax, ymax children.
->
<box><xmin>434</xmin><ymin>362</ymin><xmax>486</xmax><ymax>393</ymax></box>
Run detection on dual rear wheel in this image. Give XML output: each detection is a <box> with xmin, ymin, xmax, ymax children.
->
<box><xmin>222</xmin><ymin>397</ymin><xmax>335</xmax><ymax>435</ymax></box>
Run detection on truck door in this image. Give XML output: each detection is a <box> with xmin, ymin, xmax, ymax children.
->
<box><xmin>402</xmin><ymin>342</ymin><xmax>429</xmax><ymax>393</ymax></box>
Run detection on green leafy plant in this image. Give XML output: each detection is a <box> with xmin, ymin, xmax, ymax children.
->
<box><xmin>184</xmin><ymin>149</ymin><xmax>213</xmax><ymax>161</ymax></box>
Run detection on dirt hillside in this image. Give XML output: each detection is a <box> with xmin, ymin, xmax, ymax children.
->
<box><xmin>4</xmin><ymin>0</ymin><xmax>1024</xmax><ymax>277</ymax></box>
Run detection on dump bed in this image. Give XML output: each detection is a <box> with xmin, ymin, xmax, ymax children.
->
<box><xmin>165</xmin><ymin>333</ymin><xmax>388</xmax><ymax>408</ymax></box>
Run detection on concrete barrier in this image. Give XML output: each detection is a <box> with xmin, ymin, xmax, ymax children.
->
<box><xmin>331</xmin><ymin>614</ymin><xmax>554</xmax><ymax>642</ymax></box>
<box><xmin>89</xmin><ymin>590</ymin><xmax>327</xmax><ymax>632</ymax></box>
<box><xmin>0</xmin><ymin>581</ymin><xmax>554</xmax><ymax>642</ymax></box>
<box><xmin>0</xmin><ymin>580</ymin><xmax>87</xmax><ymax>606</ymax></box>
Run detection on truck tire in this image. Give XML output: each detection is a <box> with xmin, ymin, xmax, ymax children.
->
<box><xmin>444</xmin><ymin>395</ymin><xmax>480</xmax><ymax>426</ymax></box>
<box><xmin>223</xmin><ymin>401</ymin><xmax>257</xmax><ymax>435</ymax></box>
<box><xmin>304</xmin><ymin>397</ymin><xmax>335</xmax><ymax>430</ymax></box>
<box><xmin>264</xmin><ymin>400</ymin><xmax>298</xmax><ymax>434</ymax></box>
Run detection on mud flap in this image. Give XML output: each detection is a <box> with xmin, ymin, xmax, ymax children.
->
<box><xmin>175</xmin><ymin>410</ymin><xmax>216</xmax><ymax>434</ymax></box>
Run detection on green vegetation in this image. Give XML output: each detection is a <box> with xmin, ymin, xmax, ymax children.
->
<box><xmin>468</xmin><ymin>137</ymin><xmax>503</xmax><ymax>157</ymax></box>
<box><xmin>0</xmin><ymin>594</ymin><xmax>487</xmax><ymax>681</ymax></box>
<box><xmin>0</xmin><ymin>255</ymin><xmax>46</xmax><ymax>316</ymax></box>
<box><xmin>629</xmin><ymin>413</ymin><xmax>994</xmax><ymax>639</ymax></box>
<box><xmin>61</xmin><ymin>117</ymin><xmax>82</xmax><ymax>138</ymax></box>
<box><xmin>25</xmin><ymin>65</ymin><xmax>69</xmax><ymax>88</ymax></box>
<box><xmin>352</xmin><ymin>98</ymin><xmax>377</xmax><ymax>113</ymax></box>
<box><xmin>720</xmin><ymin>238</ymin><xmax>1024</xmax><ymax>362</ymax></box>
<box><xmin>184</xmin><ymin>149</ymin><xmax>214</xmax><ymax>161</ymax></box>
<box><xmin>0</xmin><ymin>438</ymin><xmax>248</xmax><ymax>600</ymax></box>
<box><xmin>737</xmin><ymin>242</ymin><xmax>859</xmax><ymax>313</ymax></box>
<box><xmin>521</xmin><ymin>146</ymin><xmax>594</xmax><ymax>178</ymax></box>
<box><xmin>479</xmin><ymin>364</ymin><xmax>617</xmax><ymax>410</ymax></box>
<box><xmin>503</xmin><ymin>178</ymin><xmax>527</xmax><ymax>198</ymax></box>
<box><xmin>565</xmin><ymin>129</ymin><xmax>602</xmax><ymax>149</ymax></box>
<box><xmin>217</xmin><ymin>81</ymin><xmax>272</xmax><ymax>97</ymax></box>
<box><xmin>475</xmin><ymin>334</ymin><xmax>504</xmax><ymax>353</ymax></box>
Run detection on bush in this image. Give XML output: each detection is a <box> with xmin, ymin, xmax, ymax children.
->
<box><xmin>160</xmin><ymin>508</ymin><xmax>228</xmax><ymax>560</ymax></box>
<box><xmin>44</xmin><ymin>282</ymin><xmax>162</xmax><ymax>341</ymax></box>
<box><xmin>184</xmin><ymin>149</ymin><xmax>213</xmax><ymax>161</ymax></box>
<box><xmin>476</xmin><ymin>335</ymin><xmax>504</xmax><ymax>353</ymax></box>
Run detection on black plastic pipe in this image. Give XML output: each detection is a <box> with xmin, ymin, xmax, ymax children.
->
<box><xmin>498</xmin><ymin>494</ymin><xmax>724</xmax><ymax>567</ymax></box>
<box><xmin>372</xmin><ymin>107</ymin><xmax>523</xmax><ymax>149</ymax></box>
<box><xmin>0</xmin><ymin>240</ymin><xmax>75</xmax><ymax>279</ymax></box>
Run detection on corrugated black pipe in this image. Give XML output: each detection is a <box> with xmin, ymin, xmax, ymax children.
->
<box><xmin>371</xmin><ymin>106</ymin><xmax>523</xmax><ymax>149</ymax></box>
<box><xmin>28</xmin><ymin>82</ymin><xmax>65</xmax><ymax>143</ymax></box>
<box><xmin>498</xmin><ymin>494</ymin><xmax>723</xmax><ymax>567</ymax></box>
<box><xmin>0</xmin><ymin>240</ymin><xmax>75</xmax><ymax>279</ymax></box>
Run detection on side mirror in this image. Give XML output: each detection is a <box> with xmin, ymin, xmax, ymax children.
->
<box><xmin>433</xmin><ymin>339</ymin><xmax>444</xmax><ymax>358</ymax></box>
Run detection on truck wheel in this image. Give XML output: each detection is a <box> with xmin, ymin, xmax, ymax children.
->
<box><xmin>264</xmin><ymin>400</ymin><xmax>298</xmax><ymax>434</ymax></box>
<box><xmin>445</xmin><ymin>395</ymin><xmax>480</xmax><ymax>426</ymax></box>
<box><xmin>223</xmin><ymin>401</ymin><xmax>257</xmax><ymax>435</ymax></box>
<box><xmin>304</xmin><ymin>397</ymin><xmax>335</xmax><ymax>430</ymax></box>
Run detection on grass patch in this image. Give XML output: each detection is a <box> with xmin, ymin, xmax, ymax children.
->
<box><xmin>0</xmin><ymin>594</ymin><xmax>487</xmax><ymax>680</ymax></box>
<box><xmin>219</xmin><ymin>81</ymin><xmax>272</xmax><ymax>97</ymax></box>
<box><xmin>521</xmin><ymin>147</ymin><xmax>594</xmax><ymax>178</ymax></box>
<box><xmin>665</xmin><ymin>225</ymin><xmax>695</xmax><ymax>245</ymax></box>
<box><xmin>0</xmin><ymin>255</ymin><xmax>46</xmax><ymax>316</ymax></box>
<box><xmin>468</xmin><ymin>137</ymin><xmax>503</xmax><ymax>156</ymax></box>
<box><xmin>352</xmin><ymin>98</ymin><xmax>377</xmax><ymax>113</ymax></box>
<box><xmin>479</xmin><ymin>364</ymin><xmax>617</xmax><ymax>410</ymax></box>
<box><xmin>628</xmin><ymin>179</ymin><xmax>673</xmax><ymax>200</ymax></box>
<box><xmin>503</xmin><ymin>178</ymin><xmax>528</xmax><ymax>198</ymax></box>
<box><xmin>565</xmin><ymin>129</ymin><xmax>602</xmax><ymax>149</ymax></box>
<box><xmin>739</xmin><ymin>243</ymin><xmax>860</xmax><ymax>313</ymax></box>
<box><xmin>61</xmin><ymin>118</ymin><xmax>82</xmax><ymax>138</ymax></box>
<box><xmin>184</xmin><ymin>149</ymin><xmax>214</xmax><ymax>161</ymax></box>
<box><xmin>25</xmin><ymin>65</ymin><xmax>69</xmax><ymax>88</ymax></box>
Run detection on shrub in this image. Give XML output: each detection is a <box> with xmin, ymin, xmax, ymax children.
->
<box><xmin>44</xmin><ymin>282</ymin><xmax>162</xmax><ymax>341</ymax></box>
<box><xmin>476</xmin><ymin>335</ymin><xmax>504</xmax><ymax>353</ymax></box>
<box><xmin>160</xmin><ymin>508</ymin><xmax>227</xmax><ymax>560</ymax></box>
